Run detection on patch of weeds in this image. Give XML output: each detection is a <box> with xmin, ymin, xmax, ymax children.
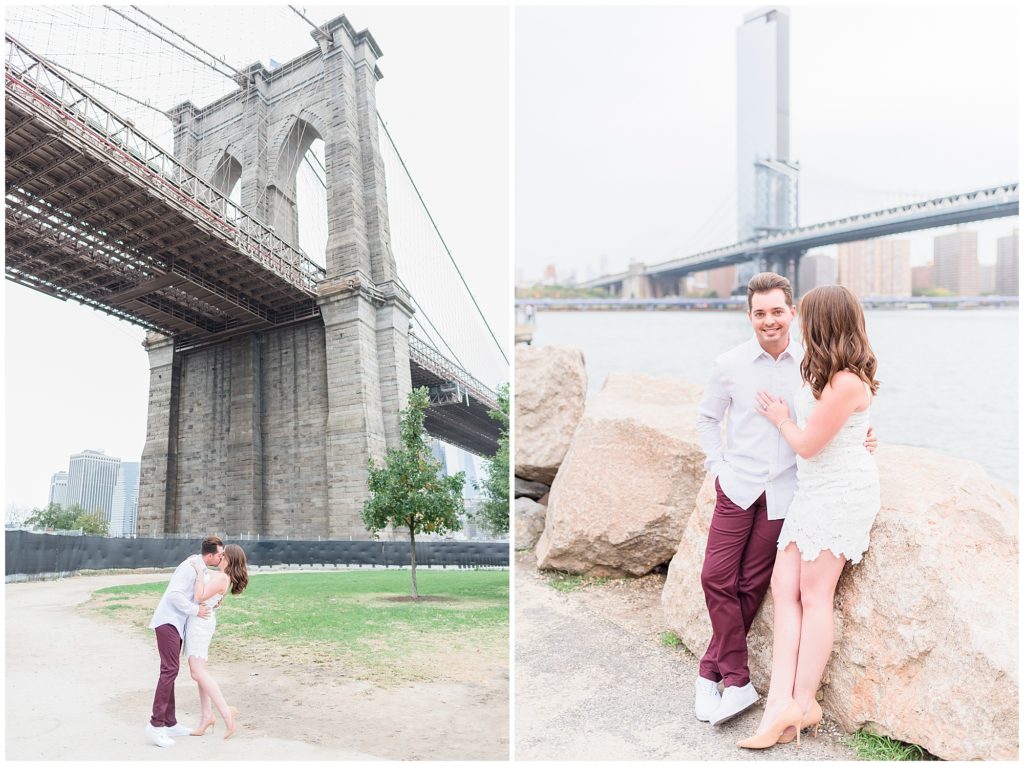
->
<box><xmin>850</xmin><ymin>730</ymin><xmax>935</xmax><ymax>761</ymax></box>
<box><xmin>547</xmin><ymin>573</ymin><xmax>587</xmax><ymax>592</ymax></box>
<box><xmin>545</xmin><ymin>572</ymin><xmax>611</xmax><ymax>592</ymax></box>
<box><xmin>659</xmin><ymin>631</ymin><xmax>682</xmax><ymax>648</ymax></box>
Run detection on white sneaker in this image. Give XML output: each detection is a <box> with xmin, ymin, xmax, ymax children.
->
<box><xmin>709</xmin><ymin>682</ymin><xmax>759</xmax><ymax>726</ymax></box>
<box><xmin>145</xmin><ymin>723</ymin><xmax>175</xmax><ymax>747</ymax></box>
<box><xmin>165</xmin><ymin>723</ymin><xmax>193</xmax><ymax>737</ymax></box>
<box><xmin>694</xmin><ymin>677</ymin><xmax>722</xmax><ymax>722</ymax></box>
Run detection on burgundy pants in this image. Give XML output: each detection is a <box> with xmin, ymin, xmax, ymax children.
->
<box><xmin>699</xmin><ymin>479</ymin><xmax>783</xmax><ymax>688</ymax></box>
<box><xmin>150</xmin><ymin>624</ymin><xmax>181</xmax><ymax>728</ymax></box>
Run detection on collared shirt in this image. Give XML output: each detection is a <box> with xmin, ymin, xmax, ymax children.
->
<box><xmin>696</xmin><ymin>334</ymin><xmax>803</xmax><ymax>520</ymax></box>
<box><xmin>148</xmin><ymin>557</ymin><xmax>201</xmax><ymax>638</ymax></box>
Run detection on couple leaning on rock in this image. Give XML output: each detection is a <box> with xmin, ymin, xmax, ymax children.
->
<box><xmin>694</xmin><ymin>272</ymin><xmax>881</xmax><ymax>750</ymax></box>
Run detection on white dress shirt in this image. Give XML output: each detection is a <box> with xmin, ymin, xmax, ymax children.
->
<box><xmin>696</xmin><ymin>334</ymin><xmax>803</xmax><ymax>520</ymax></box>
<box><xmin>148</xmin><ymin>556</ymin><xmax>202</xmax><ymax>638</ymax></box>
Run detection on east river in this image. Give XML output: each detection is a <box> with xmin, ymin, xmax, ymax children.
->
<box><xmin>529</xmin><ymin>308</ymin><xmax>1019</xmax><ymax>496</ymax></box>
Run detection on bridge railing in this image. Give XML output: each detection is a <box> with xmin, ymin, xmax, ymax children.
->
<box><xmin>409</xmin><ymin>333</ymin><xmax>499</xmax><ymax>410</ymax></box>
<box><xmin>756</xmin><ymin>182</ymin><xmax>1020</xmax><ymax>244</ymax></box>
<box><xmin>5</xmin><ymin>35</ymin><xmax>325</xmax><ymax>294</ymax></box>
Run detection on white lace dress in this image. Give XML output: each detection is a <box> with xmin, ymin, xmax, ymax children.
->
<box><xmin>184</xmin><ymin>571</ymin><xmax>224</xmax><ymax>660</ymax></box>
<box><xmin>776</xmin><ymin>383</ymin><xmax>881</xmax><ymax>564</ymax></box>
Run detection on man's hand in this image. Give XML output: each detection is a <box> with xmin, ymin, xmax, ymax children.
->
<box><xmin>197</xmin><ymin>603</ymin><xmax>211</xmax><ymax>619</ymax></box>
<box><xmin>864</xmin><ymin>426</ymin><xmax>878</xmax><ymax>455</ymax></box>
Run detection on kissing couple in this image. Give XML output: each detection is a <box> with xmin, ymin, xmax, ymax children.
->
<box><xmin>145</xmin><ymin>535</ymin><xmax>249</xmax><ymax>747</ymax></box>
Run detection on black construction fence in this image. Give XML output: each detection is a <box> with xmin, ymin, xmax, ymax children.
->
<box><xmin>5</xmin><ymin>530</ymin><xmax>510</xmax><ymax>578</ymax></box>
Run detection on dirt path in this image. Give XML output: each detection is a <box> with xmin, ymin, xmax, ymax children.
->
<box><xmin>6</xmin><ymin>572</ymin><xmax>508</xmax><ymax>761</ymax></box>
<box><xmin>514</xmin><ymin>552</ymin><xmax>857</xmax><ymax>761</ymax></box>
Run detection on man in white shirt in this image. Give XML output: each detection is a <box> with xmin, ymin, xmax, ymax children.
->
<box><xmin>146</xmin><ymin>535</ymin><xmax>224</xmax><ymax>747</ymax></box>
<box><xmin>693</xmin><ymin>273</ymin><xmax>873</xmax><ymax>726</ymax></box>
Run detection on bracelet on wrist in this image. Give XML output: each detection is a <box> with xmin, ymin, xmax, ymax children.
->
<box><xmin>777</xmin><ymin>418</ymin><xmax>794</xmax><ymax>432</ymax></box>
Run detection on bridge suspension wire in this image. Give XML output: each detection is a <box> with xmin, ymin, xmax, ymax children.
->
<box><xmin>45</xmin><ymin>58</ymin><xmax>172</xmax><ymax>118</ymax></box>
<box><xmin>127</xmin><ymin>5</ymin><xmax>245</xmax><ymax>79</ymax></box>
<box><xmin>102</xmin><ymin>5</ymin><xmax>240</xmax><ymax>82</ymax></box>
<box><xmin>377</xmin><ymin>113</ymin><xmax>509</xmax><ymax>368</ymax></box>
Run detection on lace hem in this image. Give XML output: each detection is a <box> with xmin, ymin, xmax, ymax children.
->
<box><xmin>776</xmin><ymin>529</ymin><xmax>870</xmax><ymax>565</ymax></box>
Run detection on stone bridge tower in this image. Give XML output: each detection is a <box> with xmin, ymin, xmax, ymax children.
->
<box><xmin>138</xmin><ymin>16</ymin><xmax>413</xmax><ymax>539</ymax></box>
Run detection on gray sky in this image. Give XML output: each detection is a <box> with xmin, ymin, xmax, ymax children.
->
<box><xmin>4</xmin><ymin>5</ymin><xmax>509</xmax><ymax>513</ymax></box>
<box><xmin>515</xmin><ymin>5</ymin><xmax>1019</xmax><ymax>282</ymax></box>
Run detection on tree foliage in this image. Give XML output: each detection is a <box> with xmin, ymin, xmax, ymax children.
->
<box><xmin>25</xmin><ymin>502</ymin><xmax>109</xmax><ymax>536</ymax></box>
<box><xmin>361</xmin><ymin>387</ymin><xmax>465</xmax><ymax>597</ymax></box>
<box><xmin>476</xmin><ymin>383</ymin><xmax>510</xmax><ymax>535</ymax></box>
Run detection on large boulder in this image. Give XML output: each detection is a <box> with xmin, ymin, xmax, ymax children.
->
<box><xmin>662</xmin><ymin>446</ymin><xmax>1018</xmax><ymax>761</ymax></box>
<box><xmin>534</xmin><ymin>373</ymin><xmax>705</xmax><ymax>577</ymax></box>
<box><xmin>514</xmin><ymin>346</ymin><xmax>587</xmax><ymax>484</ymax></box>
<box><xmin>515</xmin><ymin>497</ymin><xmax>547</xmax><ymax>550</ymax></box>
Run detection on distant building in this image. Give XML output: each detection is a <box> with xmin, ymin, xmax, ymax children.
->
<box><xmin>736</xmin><ymin>7</ymin><xmax>797</xmax><ymax>240</ymax></box>
<box><xmin>48</xmin><ymin>471</ymin><xmax>69</xmax><ymax>508</ymax></box>
<box><xmin>911</xmin><ymin>264</ymin><xmax>934</xmax><ymax>292</ymax></box>
<box><xmin>996</xmin><ymin>229</ymin><xmax>1019</xmax><ymax>296</ymax></box>
<box><xmin>65</xmin><ymin>449</ymin><xmax>121</xmax><ymax>523</ymax></box>
<box><xmin>687</xmin><ymin>265</ymin><xmax>737</xmax><ymax>297</ymax></box>
<box><xmin>933</xmin><ymin>230</ymin><xmax>979</xmax><ymax>296</ymax></box>
<box><xmin>542</xmin><ymin>264</ymin><xmax>558</xmax><ymax>286</ymax></box>
<box><xmin>798</xmin><ymin>253</ymin><xmax>836</xmax><ymax>295</ymax></box>
<box><xmin>110</xmin><ymin>461</ymin><xmax>141</xmax><ymax>537</ymax></box>
<box><xmin>979</xmin><ymin>264</ymin><xmax>996</xmax><ymax>294</ymax></box>
<box><xmin>837</xmin><ymin>238</ymin><xmax>911</xmax><ymax>297</ymax></box>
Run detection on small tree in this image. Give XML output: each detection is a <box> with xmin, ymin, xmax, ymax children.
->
<box><xmin>26</xmin><ymin>502</ymin><xmax>109</xmax><ymax>536</ymax></box>
<box><xmin>362</xmin><ymin>387</ymin><xmax>465</xmax><ymax>598</ymax></box>
<box><xmin>476</xmin><ymin>383</ymin><xmax>510</xmax><ymax>536</ymax></box>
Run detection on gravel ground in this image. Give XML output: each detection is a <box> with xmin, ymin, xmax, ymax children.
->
<box><xmin>514</xmin><ymin>551</ymin><xmax>858</xmax><ymax>761</ymax></box>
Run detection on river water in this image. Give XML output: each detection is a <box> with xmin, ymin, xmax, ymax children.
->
<box><xmin>529</xmin><ymin>308</ymin><xmax>1019</xmax><ymax>496</ymax></box>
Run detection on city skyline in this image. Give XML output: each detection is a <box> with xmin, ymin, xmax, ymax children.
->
<box><xmin>517</xmin><ymin>5</ymin><xmax>1017</xmax><ymax>281</ymax></box>
<box><xmin>5</xmin><ymin>6</ymin><xmax>510</xmax><ymax>514</ymax></box>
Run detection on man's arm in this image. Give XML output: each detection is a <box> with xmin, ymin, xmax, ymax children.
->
<box><xmin>696</xmin><ymin>358</ymin><xmax>730</xmax><ymax>477</ymax></box>
<box><xmin>166</xmin><ymin>561</ymin><xmax>202</xmax><ymax>617</ymax></box>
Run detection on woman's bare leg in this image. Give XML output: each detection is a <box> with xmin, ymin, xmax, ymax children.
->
<box><xmin>793</xmin><ymin>551</ymin><xmax>847</xmax><ymax>713</ymax></box>
<box><xmin>753</xmin><ymin>543</ymin><xmax>802</xmax><ymax>734</ymax></box>
<box><xmin>188</xmin><ymin>656</ymin><xmax>234</xmax><ymax>731</ymax></box>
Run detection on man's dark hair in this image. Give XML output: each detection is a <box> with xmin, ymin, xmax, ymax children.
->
<box><xmin>201</xmin><ymin>535</ymin><xmax>224</xmax><ymax>555</ymax></box>
<box><xmin>747</xmin><ymin>272</ymin><xmax>793</xmax><ymax>311</ymax></box>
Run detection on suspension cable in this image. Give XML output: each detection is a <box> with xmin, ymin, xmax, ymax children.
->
<box><xmin>128</xmin><ymin>5</ymin><xmax>245</xmax><ymax>78</ymax></box>
<box><xmin>377</xmin><ymin>112</ymin><xmax>509</xmax><ymax>365</ymax></box>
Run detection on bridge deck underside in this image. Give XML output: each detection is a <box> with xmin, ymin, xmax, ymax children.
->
<box><xmin>410</xmin><ymin>360</ymin><xmax>499</xmax><ymax>458</ymax></box>
<box><xmin>5</xmin><ymin>93</ymin><xmax>319</xmax><ymax>347</ymax></box>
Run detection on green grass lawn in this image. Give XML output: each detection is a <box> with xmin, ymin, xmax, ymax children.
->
<box><xmin>86</xmin><ymin>569</ymin><xmax>508</xmax><ymax>685</ymax></box>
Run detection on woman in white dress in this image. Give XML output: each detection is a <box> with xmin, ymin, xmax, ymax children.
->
<box><xmin>739</xmin><ymin>285</ymin><xmax>881</xmax><ymax>749</ymax></box>
<box><xmin>186</xmin><ymin>543</ymin><xmax>248</xmax><ymax>740</ymax></box>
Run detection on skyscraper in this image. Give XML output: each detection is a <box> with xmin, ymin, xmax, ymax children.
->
<box><xmin>65</xmin><ymin>449</ymin><xmax>121</xmax><ymax>523</ymax></box>
<box><xmin>996</xmin><ymin>229</ymin><xmax>1019</xmax><ymax>296</ymax></box>
<box><xmin>837</xmin><ymin>239</ymin><xmax>911</xmax><ymax>297</ymax></box>
<box><xmin>110</xmin><ymin>461</ymin><xmax>141</xmax><ymax>537</ymax></box>
<box><xmin>736</xmin><ymin>7</ymin><xmax>798</xmax><ymax>241</ymax></box>
<box><xmin>933</xmin><ymin>230</ymin><xmax>979</xmax><ymax>296</ymax></box>
<box><xmin>797</xmin><ymin>253</ymin><xmax>836</xmax><ymax>295</ymax></box>
<box><xmin>48</xmin><ymin>471</ymin><xmax>69</xmax><ymax>508</ymax></box>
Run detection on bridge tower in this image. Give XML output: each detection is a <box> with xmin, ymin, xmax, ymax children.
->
<box><xmin>138</xmin><ymin>16</ymin><xmax>413</xmax><ymax>539</ymax></box>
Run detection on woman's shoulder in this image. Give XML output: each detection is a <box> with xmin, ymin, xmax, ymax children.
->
<box><xmin>210</xmin><ymin>571</ymin><xmax>230</xmax><ymax>587</ymax></box>
<box><xmin>824</xmin><ymin>371</ymin><xmax>869</xmax><ymax>405</ymax></box>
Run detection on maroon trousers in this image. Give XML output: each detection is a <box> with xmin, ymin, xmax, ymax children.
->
<box><xmin>150</xmin><ymin>624</ymin><xmax>181</xmax><ymax>728</ymax></box>
<box><xmin>699</xmin><ymin>479</ymin><xmax>783</xmax><ymax>688</ymax></box>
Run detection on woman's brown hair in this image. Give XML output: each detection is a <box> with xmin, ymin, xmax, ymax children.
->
<box><xmin>223</xmin><ymin>544</ymin><xmax>248</xmax><ymax>595</ymax></box>
<box><xmin>798</xmin><ymin>285</ymin><xmax>879</xmax><ymax>400</ymax></box>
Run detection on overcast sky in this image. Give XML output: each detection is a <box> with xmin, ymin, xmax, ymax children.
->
<box><xmin>516</xmin><ymin>5</ymin><xmax>1019</xmax><ymax>282</ymax></box>
<box><xmin>4</xmin><ymin>4</ymin><xmax>509</xmax><ymax>513</ymax></box>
